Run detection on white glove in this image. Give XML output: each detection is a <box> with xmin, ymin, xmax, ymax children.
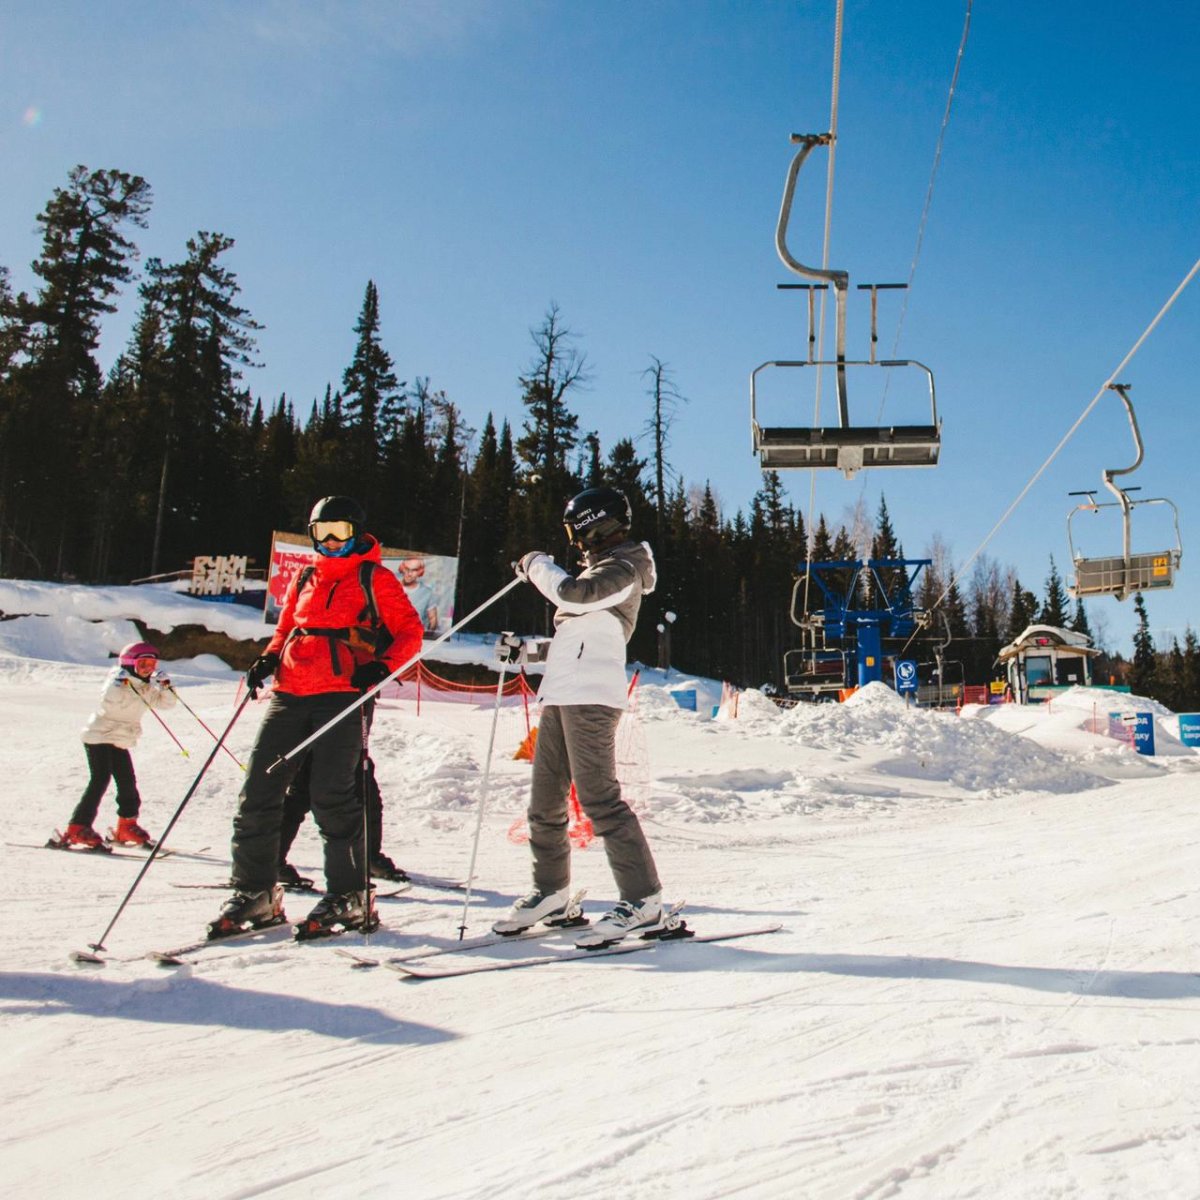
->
<box><xmin>514</xmin><ymin>551</ymin><xmax>550</xmax><ymax>581</ymax></box>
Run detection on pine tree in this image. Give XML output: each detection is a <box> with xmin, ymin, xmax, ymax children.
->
<box><xmin>512</xmin><ymin>304</ymin><xmax>586</xmax><ymax>552</ymax></box>
<box><xmin>1181</xmin><ymin>628</ymin><xmax>1200</xmax><ymax>714</ymax></box>
<box><xmin>142</xmin><ymin>232</ymin><xmax>260</xmax><ymax>573</ymax></box>
<box><xmin>642</xmin><ymin>355</ymin><xmax>686</xmax><ymax>543</ymax></box>
<box><xmin>1069</xmin><ymin>597</ymin><xmax>1092</xmax><ymax>641</ymax></box>
<box><xmin>1130</xmin><ymin>593</ymin><xmax>1157</xmax><ymax>698</ymax></box>
<box><xmin>341</xmin><ymin>280</ymin><xmax>403</xmax><ymax>502</ymax></box>
<box><xmin>1005</xmin><ymin>577</ymin><xmax>1039</xmax><ymax>643</ymax></box>
<box><xmin>1040</xmin><ymin>557</ymin><xmax>1070</xmax><ymax>627</ymax></box>
<box><xmin>7</xmin><ymin>167</ymin><xmax>151</xmax><ymax>577</ymax></box>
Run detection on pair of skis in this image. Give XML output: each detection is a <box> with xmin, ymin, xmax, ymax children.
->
<box><xmin>337</xmin><ymin>900</ymin><xmax>782</xmax><ymax>978</ymax></box>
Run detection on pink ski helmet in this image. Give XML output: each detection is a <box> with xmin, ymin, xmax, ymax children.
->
<box><xmin>118</xmin><ymin>641</ymin><xmax>159</xmax><ymax>671</ymax></box>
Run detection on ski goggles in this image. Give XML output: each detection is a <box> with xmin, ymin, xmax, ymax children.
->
<box><xmin>309</xmin><ymin>519</ymin><xmax>355</xmax><ymax>543</ymax></box>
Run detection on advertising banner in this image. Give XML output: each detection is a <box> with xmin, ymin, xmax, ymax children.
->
<box><xmin>1177</xmin><ymin>713</ymin><xmax>1200</xmax><ymax>748</ymax></box>
<box><xmin>264</xmin><ymin>531</ymin><xmax>458</xmax><ymax>635</ymax></box>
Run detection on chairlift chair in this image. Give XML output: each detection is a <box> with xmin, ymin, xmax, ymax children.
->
<box><xmin>1066</xmin><ymin>383</ymin><xmax>1183</xmax><ymax>601</ymax></box>
<box><xmin>750</xmin><ymin>134</ymin><xmax>942</xmax><ymax>479</ymax></box>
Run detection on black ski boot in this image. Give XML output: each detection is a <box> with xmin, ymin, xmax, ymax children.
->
<box><xmin>294</xmin><ymin>889</ymin><xmax>379</xmax><ymax>941</ymax></box>
<box><xmin>369</xmin><ymin>852</ymin><xmax>409</xmax><ymax>883</ymax></box>
<box><xmin>207</xmin><ymin>885</ymin><xmax>286</xmax><ymax>941</ymax></box>
<box><xmin>277</xmin><ymin>862</ymin><xmax>316</xmax><ymax>891</ymax></box>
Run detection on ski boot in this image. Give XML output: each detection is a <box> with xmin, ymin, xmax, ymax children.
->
<box><xmin>293</xmin><ymin>889</ymin><xmax>379</xmax><ymax>941</ymax></box>
<box><xmin>277</xmin><ymin>862</ymin><xmax>316</xmax><ymax>892</ymax></box>
<box><xmin>207</xmin><ymin>885</ymin><xmax>286</xmax><ymax>941</ymax></box>
<box><xmin>49</xmin><ymin>824</ymin><xmax>108</xmax><ymax>851</ymax></box>
<box><xmin>492</xmin><ymin>887</ymin><xmax>587</xmax><ymax>936</ymax></box>
<box><xmin>575</xmin><ymin>892</ymin><xmax>667</xmax><ymax>950</ymax></box>
<box><xmin>369</xmin><ymin>852</ymin><xmax>409</xmax><ymax>883</ymax></box>
<box><xmin>109</xmin><ymin>817</ymin><xmax>154</xmax><ymax>847</ymax></box>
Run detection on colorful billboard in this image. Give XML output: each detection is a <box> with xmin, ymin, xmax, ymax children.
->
<box><xmin>265</xmin><ymin>531</ymin><xmax>458</xmax><ymax>636</ymax></box>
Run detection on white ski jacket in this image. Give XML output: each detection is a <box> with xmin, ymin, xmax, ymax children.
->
<box><xmin>525</xmin><ymin>540</ymin><xmax>657</xmax><ymax>709</ymax></box>
<box><xmin>81</xmin><ymin>667</ymin><xmax>177</xmax><ymax>750</ymax></box>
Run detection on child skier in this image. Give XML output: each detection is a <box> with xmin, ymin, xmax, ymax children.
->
<box><xmin>494</xmin><ymin>486</ymin><xmax>667</xmax><ymax>946</ymax></box>
<box><xmin>52</xmin><ymin>640</ymin><xmax>177</xmax><ymax>850</ymax></box>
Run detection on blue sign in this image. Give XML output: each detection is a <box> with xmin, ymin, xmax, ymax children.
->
<box><xmin>894</xmin><ymin>660</ymin><xmax>919</xmax><ymax>694</ymax></box>
<box><xmin>1178</xmin><ymin>713</ymin><xmax>1200</xmax><ymax>748</ymax></box>
<box><xmin>671</xmin><ymin>689</ymin><xmax>697</xmax><ymax>712</ymax></box>
<box><xmin>1110</xmin><ymin>711</ymin><xmax>1155</xmax><ymax>755</ymax></box>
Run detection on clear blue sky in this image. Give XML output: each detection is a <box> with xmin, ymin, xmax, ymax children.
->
<box><xmin>3</xmin><ymin>1</ymin><xmax>1198</xmax><ymax>654</ymax></box>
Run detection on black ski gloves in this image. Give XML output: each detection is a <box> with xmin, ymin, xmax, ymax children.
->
<box><xmin>351</xmin><ymin>660</ymin><xmax>390</xmax><ymax>693</ymax></box>
<box><xmin>245</xmin><ymin>652</ymin><xmax>280</xmax><ymax>699</ymax></box>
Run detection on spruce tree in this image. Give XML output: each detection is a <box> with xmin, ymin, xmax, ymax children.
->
<box><xmin>142</xmin><ymin>232</ymin><xmax>260</xmax><ymax>572</ymax></box>
<box><xmin>1130</xmin><ymin>593</ymin><xmax>1157</xmax><ymax>698</ymax></box>
<box><xmin>341</xmin><ymin>280</ymin><xmax>403</xmax><ymax>506</ymax></box>
<box><xmin>1040</xmin><ymin>557</ymin><xmax>1070</xmax><ymax>627</ymax></box>
<box><xmin>10</xmin><ymin>167</ymin><xmax>151</xmax><ymax>577</ymax></box>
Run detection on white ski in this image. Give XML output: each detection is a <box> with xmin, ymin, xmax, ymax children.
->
<box><xmin>344</xmin><ymin>890</ymin><xmax>591</xmax><ymax>969</ymax></box>
<box><xmin>386</xmin><ymin>924</ymin><xmax>783</xmax><ymax>979</ymax></box>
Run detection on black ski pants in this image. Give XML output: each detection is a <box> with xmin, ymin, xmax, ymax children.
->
<box><xmin>279</xmin><ymin>699</ymin><xmax>385</xmax><ymax>864</ymax></box>
<box><xmin>71</xmin><ymin>743</ymin><xmax>141</xmax><ymax>826</ymax></box>
<box><xmin>232</xmin><ymin>691</ymin><xmax>366</xmax><ymax>895</ymax></box>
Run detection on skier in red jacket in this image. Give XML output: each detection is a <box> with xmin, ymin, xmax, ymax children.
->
<box><xmin>208</xmin><ymin>496</ymin><xmax>423</xmax><ymax>941</ymax></box>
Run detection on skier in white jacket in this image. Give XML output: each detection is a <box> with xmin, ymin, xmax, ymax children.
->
<box><xmin>53</xmin><ymin>641</ymin><xmax>177</xmax><ymax>850</ymax></box>
<box><xmin>494</xmin><ymin>486</ymin><xmax>666</xmax><ymax>945</ymax></box>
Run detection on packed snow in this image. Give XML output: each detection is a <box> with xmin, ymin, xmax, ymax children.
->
<box><xmin>2</xmin><ymin>580</ymin><xmax>1198</xmax><ymax>1199</ymax></box>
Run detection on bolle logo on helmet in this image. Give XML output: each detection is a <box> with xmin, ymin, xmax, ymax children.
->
<box><xmin>572</xmin><ymin>508</ymin><xmax>608</xmax><ymax>529</ymax></box>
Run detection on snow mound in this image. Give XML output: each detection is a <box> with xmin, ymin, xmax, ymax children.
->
<box><xmin>778</xmin><ymin>682</ymin><xmax>1108</xmax><ymax>795</ymax></box>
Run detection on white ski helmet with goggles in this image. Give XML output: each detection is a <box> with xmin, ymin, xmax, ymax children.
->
<box><xmin>563</xmin><ymin>486</ymin><xmax>632</xmax><ymax>549</ymax></box>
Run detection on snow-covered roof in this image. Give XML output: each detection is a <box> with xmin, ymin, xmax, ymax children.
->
<box><xmin>997</xmin><ymin>623</ymin><xmax>1097</xmax><ymax>661</ymax></box>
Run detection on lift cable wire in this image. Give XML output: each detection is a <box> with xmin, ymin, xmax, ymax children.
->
<box><xmin>873</xmin><ymin>0</ymin><xmax>973</xmax><ymax>424</ymax></box>
<box><xmin>903</xmin><ymin>253</ymin><xmax>1200</xmax><ymax>656</ymax></box>
<box><xmin>801</xmin><ymin>0</ymin><xmax>846</xmax><ymax>609</ymax></box>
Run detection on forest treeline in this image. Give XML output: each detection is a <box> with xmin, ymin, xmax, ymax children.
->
<box><xmin>2</xmin><ymin>166</ymin><xmax>1197</xmax><ymax>708</ymax></box>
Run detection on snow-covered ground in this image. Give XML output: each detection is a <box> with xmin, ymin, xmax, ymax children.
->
<box><xmin>2</xmin><ymin>580</ymin><xmax>1198</xmax><ymax>1199</ymax></box>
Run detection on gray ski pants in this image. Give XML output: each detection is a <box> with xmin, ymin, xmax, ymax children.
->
<box><xmin>528</xmin><ymin>703</ymin><xmax>661</xmax><ymax>901</ymax></box>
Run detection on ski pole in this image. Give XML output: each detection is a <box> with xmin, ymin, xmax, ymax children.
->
<box><xmin>266</xmin><ymin>575</ymin><xmax>523</xmax><ymax>773</ymax></box>
<box><xmin>75</xmin><ymin>692</ymin><xmax>253</xmax><ymax>961</ymax></box>
<box><xmin>359</xmin><ymin>703</ymin><xmax>374</xmax><ymax>944</ymax></box>
<box><xmin>457</xmin><ymin>659</ymin><xmax>508</xmax><ymax>939</ymax></box>
<box><xmin>128</xmin><ymin>679</ymin><xmax>190</xmax><ymax>758</ymax></box>
<box><xmin>168</xmin><ymin>684</ymin><xmax>246</xmax><ymax>771</ymax></box>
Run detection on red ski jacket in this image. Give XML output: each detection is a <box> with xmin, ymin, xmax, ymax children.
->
<box><xmin>266</xmin><ymin>537</ymin><xmax>424</xmax><ymax>696</ymax></box>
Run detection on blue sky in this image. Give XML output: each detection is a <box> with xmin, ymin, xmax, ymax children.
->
<box><xmin>3</xmin><ymin>1</ymin><xmax>1198</xmax><ymax>654</ymax></box>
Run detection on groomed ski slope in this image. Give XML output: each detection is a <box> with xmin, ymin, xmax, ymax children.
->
<box><xmin>2</xmin><ymin>580</ymin><xmax>1198</xmax><ymax>1199</ymax></box>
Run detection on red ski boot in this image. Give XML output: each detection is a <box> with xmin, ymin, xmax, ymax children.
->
<box><xmin>110</xmin><ymin>817</ymin><xmax>154</xmax><ymax>847</ymax></box>
<box><xmin>53</xmin><ymin>824</ymin><xmax>106</xmax><ymax>850</ymax></box>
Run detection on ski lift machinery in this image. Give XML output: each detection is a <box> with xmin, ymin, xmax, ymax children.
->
<box><xmin>750</xmin><ymin>134</ymin><xmax>942</xmax><ymax>478</ymax></box>
<box><xmin>1066</xmin><ymin>382</ymin><xmax>1183</xmax><ymax>601</ymax></box>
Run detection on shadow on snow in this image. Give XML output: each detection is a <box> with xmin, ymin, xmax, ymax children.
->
<box><xmin>0</xmin><ymin>971</ymin><xmax>459</xmax><ymax>1044</ymax></box>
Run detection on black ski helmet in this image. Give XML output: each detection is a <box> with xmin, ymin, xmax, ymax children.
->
<box><xmin>307</xmin><ymin>496</ymin><xmax>366</xmax><ymax>548</ymax></box>
<box><xmin>563</xmin><ymin>486</ymin><xmax>632</xmax><ymax>549</ymax></box>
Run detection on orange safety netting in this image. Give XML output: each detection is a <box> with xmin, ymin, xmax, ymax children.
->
<box><xmin>377</xmin><ymin>660</ymin><xmax>538</xmax><ymax>710</ymax></box>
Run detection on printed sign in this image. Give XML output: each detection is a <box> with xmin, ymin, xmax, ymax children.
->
<box><xmin>1108</xmin><ymin>710</ymin><xmax>1155</xmax><ymax>756</ymax></box>
<box><xmin>189</xmin><ymin>555</ymin><xmax>248</xmax><ymax>595</ymax></box>
<box><xmin>894</xmin><ymin>659</ymin><xmax>918</xmax><ymax>694</ymax></box>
